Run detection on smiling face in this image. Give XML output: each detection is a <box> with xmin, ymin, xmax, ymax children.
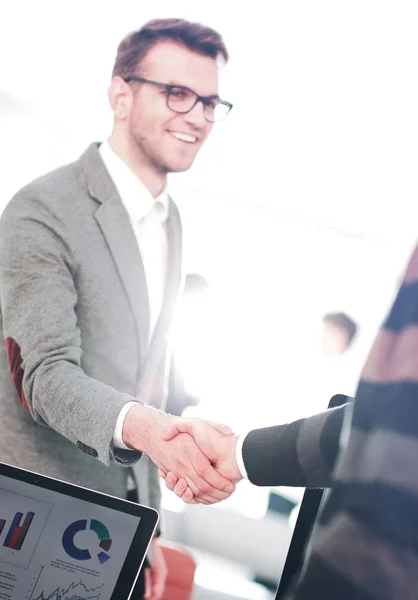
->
<box><xmin>110</xmin><ymin>41</ymin><xmax>218</xmax><ymax>179</ymax></box>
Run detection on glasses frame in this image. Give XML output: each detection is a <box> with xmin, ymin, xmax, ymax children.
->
<box><xmin>123</xmin><ymin>75</ymin><xmax>233</xmax><ymax>123</ymax></box>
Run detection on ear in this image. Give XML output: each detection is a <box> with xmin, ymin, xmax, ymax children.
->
<box><xmin>108</xmin><ymin>76</ymin><xmax>132</xmax><ymax>121</ymax></box>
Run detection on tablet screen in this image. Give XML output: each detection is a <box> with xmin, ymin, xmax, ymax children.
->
<box><xmin>0</xmin><ymin>468</ymin><xmax>154</xmax><ymax>600</ymax></box>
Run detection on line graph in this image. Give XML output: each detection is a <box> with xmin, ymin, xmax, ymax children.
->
<box><xmin>32</xmin><ymin>579</ymin><xmax>104</xmax><ymax>600</ymax></box>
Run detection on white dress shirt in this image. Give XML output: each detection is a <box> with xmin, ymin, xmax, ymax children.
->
<box><xmin>235</xmin><ymin>433</ymin><xmax>249</xmax><ymax>479</ymax></box>
<box><xmin>99</xmin><ymin>142</ymin><xmax>169</xmax><ymax>450</ymax></box>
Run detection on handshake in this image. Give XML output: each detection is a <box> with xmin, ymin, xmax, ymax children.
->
<box><xmin>157</xmin><ymin>417</ymin><xmax>243</xmax><ymax>504</ymax></box>
<box><xmin>124</xmin><ymin>401</ymin><xmax>343</xmax><ymax>505</ymax></box>
<box><xmin>122</xmin><ymin>404</ymin><xmax>243</xmax><ymax>505</ymax></box>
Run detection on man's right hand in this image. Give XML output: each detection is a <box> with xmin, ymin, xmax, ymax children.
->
<box><xmin>122</xmin><ymin>405</ymin><xmax>236</xmax><ymax>504</ymax></box>
<box><xmin>158</xmin><ymin>418</ymin><xmax>243</xmax><ymax>504</ymax></box>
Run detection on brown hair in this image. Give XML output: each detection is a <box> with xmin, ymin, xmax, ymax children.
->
<box><xmin>112</xmin><ymin>18</ymin><xmax>229</xmax><ymax>79</ymax></box>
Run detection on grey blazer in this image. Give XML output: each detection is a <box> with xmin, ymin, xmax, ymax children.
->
<box><xmin>0</xmin><ymin>143</ymin><xmax>183</xmax><ymax>514</ymax></box>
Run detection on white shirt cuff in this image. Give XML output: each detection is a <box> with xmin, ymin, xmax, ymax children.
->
<box><xmin>235</xmin><ymin>432</ymin><xmax>250</xmax><ymax>479</ymax></box>
<box><xmin>113</xmin><ymin>401</ymin><xmax>138</xmax><ymax>449</ymax></box>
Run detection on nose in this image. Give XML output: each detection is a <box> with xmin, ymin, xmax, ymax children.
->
<box><xmin>183</xmin><ymin>100</ymin><xmax>207</xmax><ymax>128</ymax></box>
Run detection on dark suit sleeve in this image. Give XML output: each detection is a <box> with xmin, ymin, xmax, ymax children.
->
<box><xmin>242</xmin><ymin>405</ymin><xmax>346</xmax><ymax>487</ymax></box>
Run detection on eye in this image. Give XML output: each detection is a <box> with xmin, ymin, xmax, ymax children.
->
<box><xmin>169</xmin><ymin>88</ymin><xmax>188</xmax><ymax>100</ymax></box>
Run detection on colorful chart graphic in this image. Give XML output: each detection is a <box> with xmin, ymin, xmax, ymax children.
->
<box><xmin>3</xmin><ymin>511</ymin><xmax>35</xmax><ymax>550</ymax></box>
<box><xmin>33</xmin><ymin>579</ymin><xmax>104</xmax><ymax>600</ymax></box>
<box><xmin>0</xmin><ymin>489</ymin><xmax>52</xmax><ymax>569</ymax></box>
<box><xmin>62</xmin><ymin>519</ymin><xmax>112</xmax><ymax>564</ymax></box>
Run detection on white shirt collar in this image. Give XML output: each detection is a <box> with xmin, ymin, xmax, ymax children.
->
<box><xmin>99</xmin><ymin>141</ymin><xmax>169</xmax><ymax>222</ymax></box>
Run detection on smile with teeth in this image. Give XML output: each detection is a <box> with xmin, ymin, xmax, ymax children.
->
<box><xmin>170</xmin><ymin>131</ymin><xmax>198</xmax><ymax>143</ymax></box>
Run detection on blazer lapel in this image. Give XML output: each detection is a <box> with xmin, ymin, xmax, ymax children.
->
<box><xmin>80</xmin><ymin>144</ymin><xmax>150</xmax><ymax>362</ymax></box>
<box><xmin>95</xmin><ymin>198</ymin><xmax>150</xmax><ymax>355</ymax></box>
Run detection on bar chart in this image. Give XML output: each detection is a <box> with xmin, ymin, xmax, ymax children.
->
<box><xmin>3</xmin><ymin>511</ymin><xmax>35</xmax><ymax>550</ymax></box>
<box><xmin>0</xmin><ymin>487</ymin><xmax>52</xmax><ymax>569</ymax></box>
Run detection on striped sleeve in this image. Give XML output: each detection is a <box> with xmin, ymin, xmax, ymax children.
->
<box><xmin>293</xmin><ymin>244</ymin><xmax>418</xmax><ymax>600</ymax></box>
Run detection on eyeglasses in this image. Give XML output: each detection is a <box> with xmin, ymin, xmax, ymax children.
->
<box><xmin>124</xmin><ymin>75</ymin><xmax>233</xmax><ymax>123</ymax></box>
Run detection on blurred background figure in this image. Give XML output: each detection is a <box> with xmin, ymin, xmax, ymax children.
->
<box><xmin>316</xmin><ymin>311</ymin><xmax>361</xmax><ymax>404</ymax></box>
<box><xmin>321</xmin><ymin>311</ymin><xmax>357</xmax><ymax>357</ymax></box>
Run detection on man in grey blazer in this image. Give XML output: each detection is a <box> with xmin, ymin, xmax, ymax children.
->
<box><xmin>0</xmin><ymin>18</ymin><xmax>235</xmax><ymax>600</ymax></box>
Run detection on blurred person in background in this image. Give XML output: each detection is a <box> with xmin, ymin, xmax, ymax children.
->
<box><xmin>322</xmin><ymin>311</ymin><xmax>358</xmax><ymax>357</ymax></box>
<box><xmin>317</xmin><ymin>311</ymin><xmax>361</xmax><ymax>404</ymax></box>
<box><xmin>0</xmin><ymin>18</ymin><xmax>235</xmax><ymax>600</ymax></box>
<box><xmin>287</xmin><ymin>310</ymin><xmax>360</xmax><ymax>423</ymax></box>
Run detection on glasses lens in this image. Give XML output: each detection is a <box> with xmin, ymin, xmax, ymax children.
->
<box><xmin>167</xmin><ymin>87</ymin><xmax>197</xmax><ymax>113</ymax></box>
<box><xmin>211</xmin><ymin>102</ymin><xmax>231</xmax><ymax>123</ymax></box>
<box><xmin>167</xmin><ymin>86</ymin><xmax>231</xmax><ymax>122</ymax></box>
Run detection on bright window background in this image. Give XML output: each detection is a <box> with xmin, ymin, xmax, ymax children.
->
<box><xmin>1</xmin><ymin>1</ymin><xmax>418</xmax><ymax>597</ymax></box>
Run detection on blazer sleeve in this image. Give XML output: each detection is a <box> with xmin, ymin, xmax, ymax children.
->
<box><xmin>0</xmin><ymin>197</ymin><xmax>142</xmax><ymax>468</ymax></box>
<box><xmin>242</xmin><ymin>405</ymin><xmax>346</xmax><ymax>487</ymax></box>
